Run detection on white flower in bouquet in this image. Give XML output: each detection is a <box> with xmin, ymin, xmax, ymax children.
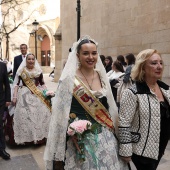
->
<box><xmin>45</xmin><ymin>90</ymin><xmax>55</xmax><ymax>97</ymax></box>
<box><xmin>67</xmin><ymin>120</ymin><xmax>92</xmax><ymax>136</ymax></box>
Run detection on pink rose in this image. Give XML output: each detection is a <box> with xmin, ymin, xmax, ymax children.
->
<box><xmin>68</xmin><ymin>120</ymin><xmax>92</xmax><ymax>135</ymax></box>
<box><xmin>46</xmin><ymin>90</ymin><xmax>55</xmax><ymax>96</ymax></box>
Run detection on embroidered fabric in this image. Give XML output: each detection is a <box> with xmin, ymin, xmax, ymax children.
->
<box><xmin>64</xmin><ymin>89</ymin><xmax>127</xmax><ymax>169</ymax></box>
<box><xmin>65</xmin><ymin>127</ymin><xmax>128</xmax><ymax>170</ymax></box>
<box><xmin>89</xmin><ymin>80</ymin><xmax>107</xmax><ymax>98</ymax></box>
<box><xmin>12</xmin><ymin>56</ymin><xmax>51</xmax><ymax>144</ymax></box>
<box><xmin>44</xmin><ymin>35</ymin><xmax>119</xmax><ymax>169</ymax></box>
<box><xmin>13</xmin><ymin>86</ymin><xmax>51</xmax><ymax>144</ymax></box>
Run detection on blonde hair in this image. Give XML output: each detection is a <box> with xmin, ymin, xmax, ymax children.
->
<box><xmin>131</xmin><ymin>49</ymin><xmax>162</xmax><ymax>82</ymax></box>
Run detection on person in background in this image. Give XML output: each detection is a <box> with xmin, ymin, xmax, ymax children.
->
<box><xmin>117</xmin><ymin>55</ymin><xmax>127</xmax><ymax>71</ymax></box>
<box><xmin>44</xmin><ymin>36</ymin><xmax>128</xmax><ymax>170</ymax></box>
<box><xmin>2</xmin><ymin>60</ymin><xmax>13</xmax><ymax>134</ymax></box>
<box><xmin>100</xmin><ymin>55</ymin><xmax>106</xmax><ymax>67</ymax></box>
<box><xmin>0</xmin><ymin>62</ymin><xmax>11</xmax><ymax>160</ymax></box>
<box><xmin>3</xmin><ymin>60</ymin><xmax>13</xmax><ymax>83</ymax></box>
<box><xmin>13</xmin><ymin>44</ymin><xmax>28</xmax><ymax>80</ymax></box>
<box><xmin>3</xmin><ymin>60</ymin><xmax>12</xmax><ymax>75</ymax></box>
<box><xmin>118</xmin><ymin>49</ymin><xmax>170</xmax><ymax>170</ymax></box>
<box><xmin>107</xmin><ymin>60</ymin><xmax>125</xmax><ymax>102</ymax></box>
<box><xmin>49</xmin><ymin>67</ymin><xmax>55</xmax><ymax>77</ymax></box>
<box><xmin>123</xmin><ymin>53</ymin><xmax>135</xmax><ymax>83</ymax></box>
<box><xmin>105</xmin><ymin>56</ymin><xmax>113</xmax><ymax>73</ymax></box>
<box><xmin>117</xmin><ymin>53</ymin><xmax>136</xmax><ymax>106</ymax></box>
<box><xmin>10</xmin><ymin>53</ymin><xmax>53</xmax><ymax>145</ymax></box>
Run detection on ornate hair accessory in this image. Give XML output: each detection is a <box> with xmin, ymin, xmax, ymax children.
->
<box><xmin>79</xmin><ymin>35</ymin><xmax>98</xmax><ymax>46</ymax></box>
<box><xmin>26</xmin><ymin>53</ymin><xmax>35</xmax><ymax>58</ymax></box>
<box><xmin>69</xmin><ymin>35</ymin><xmax>98</xmax><ymax>53</ymax></box>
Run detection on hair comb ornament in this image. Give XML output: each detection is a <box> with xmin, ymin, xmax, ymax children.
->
<box><xmin>70</xmin><ymin>35</ymin><xmax>98</xmax><ymax>53</ymax></box>
<box><xmin>79</xmin><ymin>35</ymin><xmax>98</xmax><ymax>46</ymax></box>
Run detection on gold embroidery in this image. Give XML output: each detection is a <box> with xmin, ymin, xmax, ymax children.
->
<box><xmin>73</xmin><ymin>76</ymin><xmax>114</xmax><ymax>132</ymax></box>
<box><xmin>21</xmin><ymin>68</ymin><xmax>51</xmax><ymax>112</ymax></box>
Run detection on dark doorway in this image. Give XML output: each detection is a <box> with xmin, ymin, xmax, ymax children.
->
<box><xmin>41</xmin><ymin>35</ymin><xmax>50</xmax><ymax>66</ymax></box>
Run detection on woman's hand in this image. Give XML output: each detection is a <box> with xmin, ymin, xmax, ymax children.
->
<box><xmin>71</xmin><ymin>135</ymin><xmax>81</xmax><ymax>153</ymax></box>
<box><xmin>121</xmin><ymin>156</ymin><xmax>131</xmax><ymax>163</ymax></box>
<box><xmin>5</xmin><ymin>102</ymin><xmax>11</xmax><ymax>107</ymax></box>
<box><xmin>12</xmin><ymin>98</ymin><xmax>17</xmax><ymax>106</ymax></box>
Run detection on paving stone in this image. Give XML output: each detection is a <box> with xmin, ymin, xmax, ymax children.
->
<box><xmin>0</xmin><ymin>154</ymin><xmax>40</xmax><ymax>170</ymax></box>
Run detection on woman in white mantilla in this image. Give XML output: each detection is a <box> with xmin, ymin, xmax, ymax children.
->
<box><xmin>10</xmin><ymin>53</ymin><xmax>52</xmax><ymax>145</ymax></box>
<box><xmin>44</xmin><ymin>36</ymin><xmax>128</xmax><ymax>170</ymax></box>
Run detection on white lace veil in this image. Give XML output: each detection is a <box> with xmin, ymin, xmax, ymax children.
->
<box><xmin>44</xmin><ymin>35</ymin><xmax>118</xmax><ymax>169</ymax></box>
<box><xmin>13</xmin><ymin>53</ymin><xmax>42</xmax><ymax>86</ymax></box>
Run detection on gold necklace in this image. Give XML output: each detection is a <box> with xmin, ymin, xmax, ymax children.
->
<box><xmin>26</xmin><ymin>67</ymin><xmax>34</xmax><ymax>71</ymax></box>
<box><xmin>146</xmin><ymin>82</ymin><xmax>157</xmax><ymax>92</ymax></box>
<box><xmin>80</xmin><ymin>69</ymin><xmax>94</xmax><ymax>90</ymax></box>
<box><xmin>150</xmin><ymin>87</ymin><xmax>156</xmax><ymax>92</ymax></box>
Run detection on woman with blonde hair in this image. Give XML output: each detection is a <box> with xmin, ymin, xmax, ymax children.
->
<box><xmin>118</xmin><ymin>49</ymin><xmax>170</xmax><ymax>170</ymax></box>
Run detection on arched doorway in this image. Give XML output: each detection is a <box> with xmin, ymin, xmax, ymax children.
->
<box><xmin>29</xmin><ymin>25</ymin><xmax>55</xmax><ymax>67</ymax></box>
<box><xmin>41</xmin><ymin>35</ymin><xmax>50</xmax><ymax>66</ymax></box>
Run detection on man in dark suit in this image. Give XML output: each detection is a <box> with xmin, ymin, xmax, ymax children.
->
<box><xmin>13</xmin><ymin>44</ymin><xmax>28</xmax><ymax>80</ymax></box>
<box><xmin>0</xmin><ymin>62</ymin><xmax>11</xmax><ymax>160</ymax></box>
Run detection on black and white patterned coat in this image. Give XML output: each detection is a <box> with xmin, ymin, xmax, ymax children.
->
<box><xmin>118</xmin><ymin>80</ymin><xmax>170</xmax><ymax>160</ymax></box>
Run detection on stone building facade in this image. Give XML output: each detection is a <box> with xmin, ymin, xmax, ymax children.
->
<box><xmin>1</xmin><ymin>0</ymin><xmax>60</xmax><ymax>72</ymax></box>
<box><xmin>56</xmin><ymin>0</ymin><xmax>170</xmax><ymax>84</ymax></box>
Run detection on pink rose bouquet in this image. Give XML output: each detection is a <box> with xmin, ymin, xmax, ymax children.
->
<box><xmin>67</xmin><ymin>120</ymin><xmax>92</xmax><ymax>136</ymax></box>
<box><xmin>67</xmin><ymin>119</ymin><xmax>92</xmax><ymax>162</ymax></box>
<box><xmin>42</xmin><ymin>90</ymin><xmax>55</xmax><ymax>106</ymax></box>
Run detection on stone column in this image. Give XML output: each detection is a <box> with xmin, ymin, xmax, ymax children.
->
<box><xmin>54</xmin><ymin>28</ymin><xmax>62</xmax><ymax>82</ymax></box>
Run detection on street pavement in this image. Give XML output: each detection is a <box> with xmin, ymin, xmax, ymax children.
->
<box><xmin>0</xmin><ymin>74</ymin><xmax>170</xmax><ymax>169</ymax></box>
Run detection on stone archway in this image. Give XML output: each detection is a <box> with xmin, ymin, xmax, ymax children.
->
<box><xmin>28</xmin><ymin>25</ymin><xmax>55</xmax><ymax>67</ymax></box>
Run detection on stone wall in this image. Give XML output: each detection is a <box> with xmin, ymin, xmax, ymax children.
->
<box><xmin>60</xmin><ymin>0</ymin><xmax>170</xmax><ymax>84</ymax></box>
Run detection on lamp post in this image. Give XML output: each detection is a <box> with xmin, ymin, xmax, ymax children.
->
<box><xmin>32</xmin><ymin>20</ymin><xmax>39</xmax><ymax>58</ymax></box>
<box><xmin>0</xmin><ymin>37</ymin><xmax>2</xmax><ymax>60</ymax></box>
<box><xmin>76</xmin><ymin>0</ymin><xmax>81</xmax><ymax>40</ymax></box>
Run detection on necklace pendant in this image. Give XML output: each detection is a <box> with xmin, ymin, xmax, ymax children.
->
<box><xmin>151</xmin><ymin>88</ymin><xmax>155</xmax><ymax>92</ymax></box>
<box><xmin>80</xmin><ymin>69</ymin><xmax>94</xmax><ymax>90</ymax></box>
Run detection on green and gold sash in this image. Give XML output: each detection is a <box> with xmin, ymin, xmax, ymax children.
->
<box><xmin>21</xmin><ymin>69</ymin><xmax>51</xmax><ymax>111</ymax></box>
<box><xmin>73</xmin><ymin>76</ymin><xmax>114</xmax><ymax>131</ymax></box>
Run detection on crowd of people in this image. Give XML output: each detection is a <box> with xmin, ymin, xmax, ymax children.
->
<box><xmin>0</xmin><ymin>36</ymin><xmax>170</xmax><ymax>170</ymax></box>
<box><xmin>101</xmin><ymin>53</ymin><xmax>135</xmax><ymax>107</ymax></box>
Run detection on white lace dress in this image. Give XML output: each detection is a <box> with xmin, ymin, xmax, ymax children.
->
<box><xmin>64</xmin><ymin>90</ymin><xmax>128</xmax><ymax>170</ymax></box>
<box><xmin>13</xmin><ymin>74</ymin><xmax>51</xmax><ymax>144</ymax></box>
